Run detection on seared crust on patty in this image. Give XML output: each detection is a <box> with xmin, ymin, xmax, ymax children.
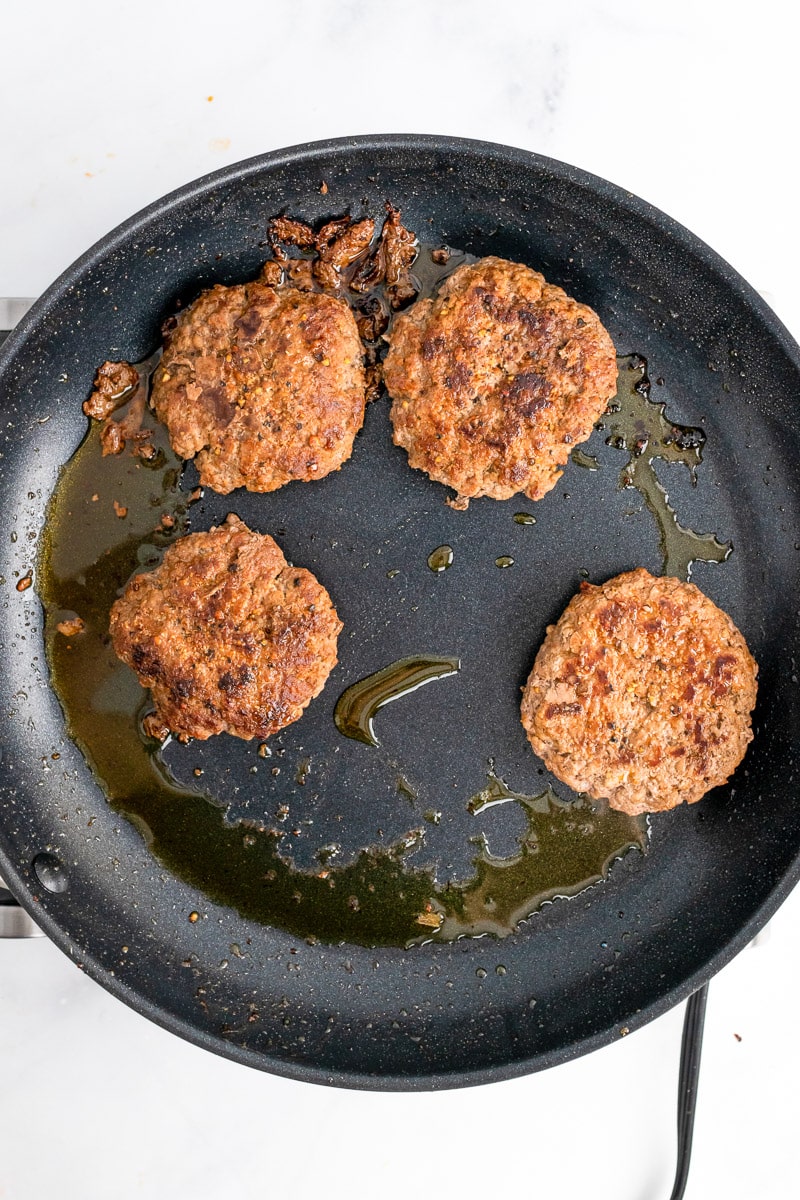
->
<box><xmin>151</xmin><ymin>282</ymin><xmax>366</xmax><ymax>494</ymax></box>
<box><xmin>383</xmin><ymin>257</ymin><xmax>617</xmax><ymax>506</ymax></box>
<box><xmin>109</xmin><ymin>516</ymin><xmax>342</xmax><ymax>742</ymax></box>
<box><xmin>520</xmin><ymin>569</ymin><xmax>758</xmax><ymax>814</ymax></box>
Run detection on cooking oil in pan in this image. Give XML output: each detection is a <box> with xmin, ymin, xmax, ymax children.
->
<box><xmin>38</xmin><ymin>390</ymin><xmax>646</xmax><ymax>946</ymax></box>
<box><xmin>427</xmin><ymin>544</ymin><xmax>454</xmax><ymax>573</ymax></box>
<box><xmin>434</xmin><ymin>771</ymin><xmax>647</xmax><ymax>941</ymax></box>
<box><xmin>334</xmin><ymin>655</ymin><xmax>461</xmax><ymax>747</ymax></box>
<box><xmin>36</xmin><ymin>252</ymin><xmax>674</xmax><ymax>949</ymax></box>
<box><xmin>570</xmin><ymin>448</ymin><xmax>599</xmax><ymax>471</ymax></box>
<box><xmin>606</xmin><ymin>355</ymin><xmax>731</xmax><ymax>580</ymax></box>
<box><xmin>38</xmin><ymin>390</ymin><xmax>439</xmax><ymax>945</ymax></box>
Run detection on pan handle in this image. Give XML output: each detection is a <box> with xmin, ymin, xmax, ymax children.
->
<box><xmin>0</xmin><ymin>875</ymin><xmax>44</xmax><ymax>938</ymax></box>
<box><xmin>667</xmin><ymin>982</ymin><xmax>709</xmax><ymax>1200</ymax></box>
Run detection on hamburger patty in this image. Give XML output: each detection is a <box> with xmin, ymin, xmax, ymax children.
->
<box><xmin>109</xmin><ymin>516</ymin><xmax>342</xmax><ymax>742</ymax></box>
<box><xmin>383</xmin><ymin>256</ymin><xmax>617</xmax><ymax>507</ymax></box>
<box><xmin>520</xmin><ymin>569</ymin><xmax>758</xmax><ymax>814</ymax></box>
<box><xmin>151</xmin><ymin>281</ymin><xmax>366</xmax><ymax>494</ymax></box>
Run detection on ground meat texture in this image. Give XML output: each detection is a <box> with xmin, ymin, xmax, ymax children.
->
<box><xmin>151</xmin><ymin>282</ymin><xmax>366</xmax><ymax>494</ymax></box>
<box><xmin>383</xmin><ymin>257</ymin><xmax>617</xmax><ymax>507</ymax></box>
<box><xmin>109</xmin><ymin>516</ymin><xmax>342</xmax><ymax>742</ymax></box>
<box><xmin>520</xmin><ymin>569</ymin><xmax>758</xmax><ymax>815</ymax></box>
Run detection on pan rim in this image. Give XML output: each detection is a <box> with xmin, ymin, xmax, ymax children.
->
<box><xmin>1</xmin><ymin>131</ymin><xmax>798</xmax><ymax>1090</ymax></box>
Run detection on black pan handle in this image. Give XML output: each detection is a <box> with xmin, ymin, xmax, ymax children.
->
<box><xmin>667</xmin><ymin>982</ymin><xmax>709</xmax><ymax>1200</ymax></box>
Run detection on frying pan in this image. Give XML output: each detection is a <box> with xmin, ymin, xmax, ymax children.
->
<box><xmin>1</xmin><ymin>134</ymin><xmax>798</xmax><ymax>1090</ymax></box>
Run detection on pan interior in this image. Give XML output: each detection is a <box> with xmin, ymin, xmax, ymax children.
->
<box><xmin>1</xmin><ymin>137</ymin><xmax>799</xmax><ymax>1087</ymax></box>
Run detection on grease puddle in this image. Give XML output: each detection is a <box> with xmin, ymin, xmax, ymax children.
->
<box><xmin>606</xmin><ymin>355</ymin><xmax>731</xmax><ymax>579</ymax></box>
<box><xmin>333</xmin><ymin>655</ymin><xmax>461</xmax><ymax>748</ymax></box>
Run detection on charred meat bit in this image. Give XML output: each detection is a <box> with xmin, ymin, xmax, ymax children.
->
<box><xmin>142</xmin><ymin>713</ymin><xmax>170</xmax><ymax>741</ymax></box>
<box><xmin>100</xmin><ymin>422</ymin><xmax>125</xmax><ymax>456</ymax></box>
<box><xmin>56</xmin><ymin>616</ymin><xmax>85</xmax><ymax>637</ymax></box>
<box><xmin>113</xmin><ymin>500</ymin><xmax>128</xmax><ymax>519</ymax></box>
<box><xmin>160</xmin><ymin>314</ymin><xmax>180</xmax><ymax>349</ymax></box>
<box><xmin>314</xmin><ymin>218</ymin><xmax>376</xmax><ymax>290</ymax></box>
<box><xmin>315</xmin><ymin>216</ymin><xmax>353</xmax><ymax>249</ymax></box>
<box><xmin>364</xmin><ymin>359</ymin><xmax>383</xmax><ymax>404</ymax></box>
<box><xmin>432</xmin><ymin>247</ymin><xmax>451</xmax><ymax>265</ymax></box>
<box><xmin>268</xmin><ymin>216</ymin><xmax>316</xmax><ymax>262</ymax></box>
<box><xmin>259</xmin><ymin>260</ymin><xmax>284</xmax><ymax>288</ymax></box>
<box><xmin>382</xmin><ymin>203</ymin><xmax>418</xmax><ymax>307</ymax></box>
<box><xmin>99</xmin><ymin>385</ymin><xmax>152</xmax><ymax>458</ymax></box>
<box><xmin>84</xmin><ymin>361</ymin><xmax>140</xmax><ymax>419</ymax></box>
<box><xmin>353</xmin><ymin>296</ymin><xmax>390</xmax><ymax>343</ymax></box>
<box><xmin>349</xmin><ymin>203</ymin><xmax>417</xmax><ymax>305</ymax></box>
<box><xmin>284</xmin><ymin>258</ymin><xmax>315</xmax><ymax>292</ymax></box>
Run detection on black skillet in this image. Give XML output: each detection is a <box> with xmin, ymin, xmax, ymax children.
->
<box><xmin>0</xmin><ymin>134</ymin><xmax>798</xmax><ymax>1090</ymax></box>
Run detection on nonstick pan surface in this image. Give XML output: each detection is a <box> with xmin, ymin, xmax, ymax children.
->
<box><xmin>1</xmin><ymin>134</ymin><xmax>799</xmax><ymax>1089</ymax></box>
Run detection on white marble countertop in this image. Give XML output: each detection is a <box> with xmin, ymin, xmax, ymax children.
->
<box><xmin>2</xmin><ymin>2</ymin><xmax>799</xmax><ymax>1197</ymax></box>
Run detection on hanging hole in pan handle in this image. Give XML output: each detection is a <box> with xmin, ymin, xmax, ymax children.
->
<box><xmin>0</xmin><ymin>874</ymin><xmax>44</xmax><ymax>938</ymax></box>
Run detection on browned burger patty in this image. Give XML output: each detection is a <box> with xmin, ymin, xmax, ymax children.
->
<box><xmin>383</xmin><ymin>256</ymin><xmax>617</xmax><ymax>507</ymax></box>
<box><xmin>520</xmin><ymin>569</ymin><xmax>758</xmax><ymax>815</ymax></box>
<box><xmin>109</xmin><ymin>516</ymin><xmax>342</xmax><ymax>742</ymax></box>
<box><xmin>151</xmin><ymin>281</ymin><xmax>366</xmax><ymax>494</ymax></box>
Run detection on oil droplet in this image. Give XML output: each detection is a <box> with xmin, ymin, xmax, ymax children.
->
<box><xmin>295</xmin><ymin>757</ymin><xmax>311</xmax><ymax>785</ymax></box>
<box><xmin>476</xmin><ymin>967</ymin><xmax>487</xmax><ymax>979</ymax></box>
<box><xmin>513</xmin><ymin>512</ymin><xmax>536</xmax><ymax>525</ymax></box>
<box><xmin>427</xmin><ymin>545</ymin><xmax>454</xmax><ymax>573</ymax></box>
<box><xmin>495</xmin><ymin>965</ymin><xmax>507</xmax><ymax>976</ymax></box>
<box><xmin>386</xmin><ymin>568</ymin><xmax>400</xmax><ymax>579</ymax></box>
<box><xmin>397</xmin><ymin>775</ymin><xmax>417</xmax><ymax>803</ymax></box>
<box><xmin>570</xmin><ymin>448</ymin><xmax>599</xmax><ymax>471</ymax></box>
<box><xmin>258</xmin><ymin>743</ymin><xmax>272</xmax><ymax>758</ymax></box>
<box><xmin>608</xmin><ymin>355</ymin><xmax>731</xmax><ymax>580</ymax></box>
<box><xmin>423</xmin><ymin>809</ymin><xmax>442</xmax><ymax>825</ymax></box>
<box><xmin>334</xmin><ymin>655</ymin><xmax>460</xmax><ymax>747</ymax></box>
<box><xmin>495</xmin><ymin>556</ymin><xmax>514</xmax><ymax>569</ymax></box>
